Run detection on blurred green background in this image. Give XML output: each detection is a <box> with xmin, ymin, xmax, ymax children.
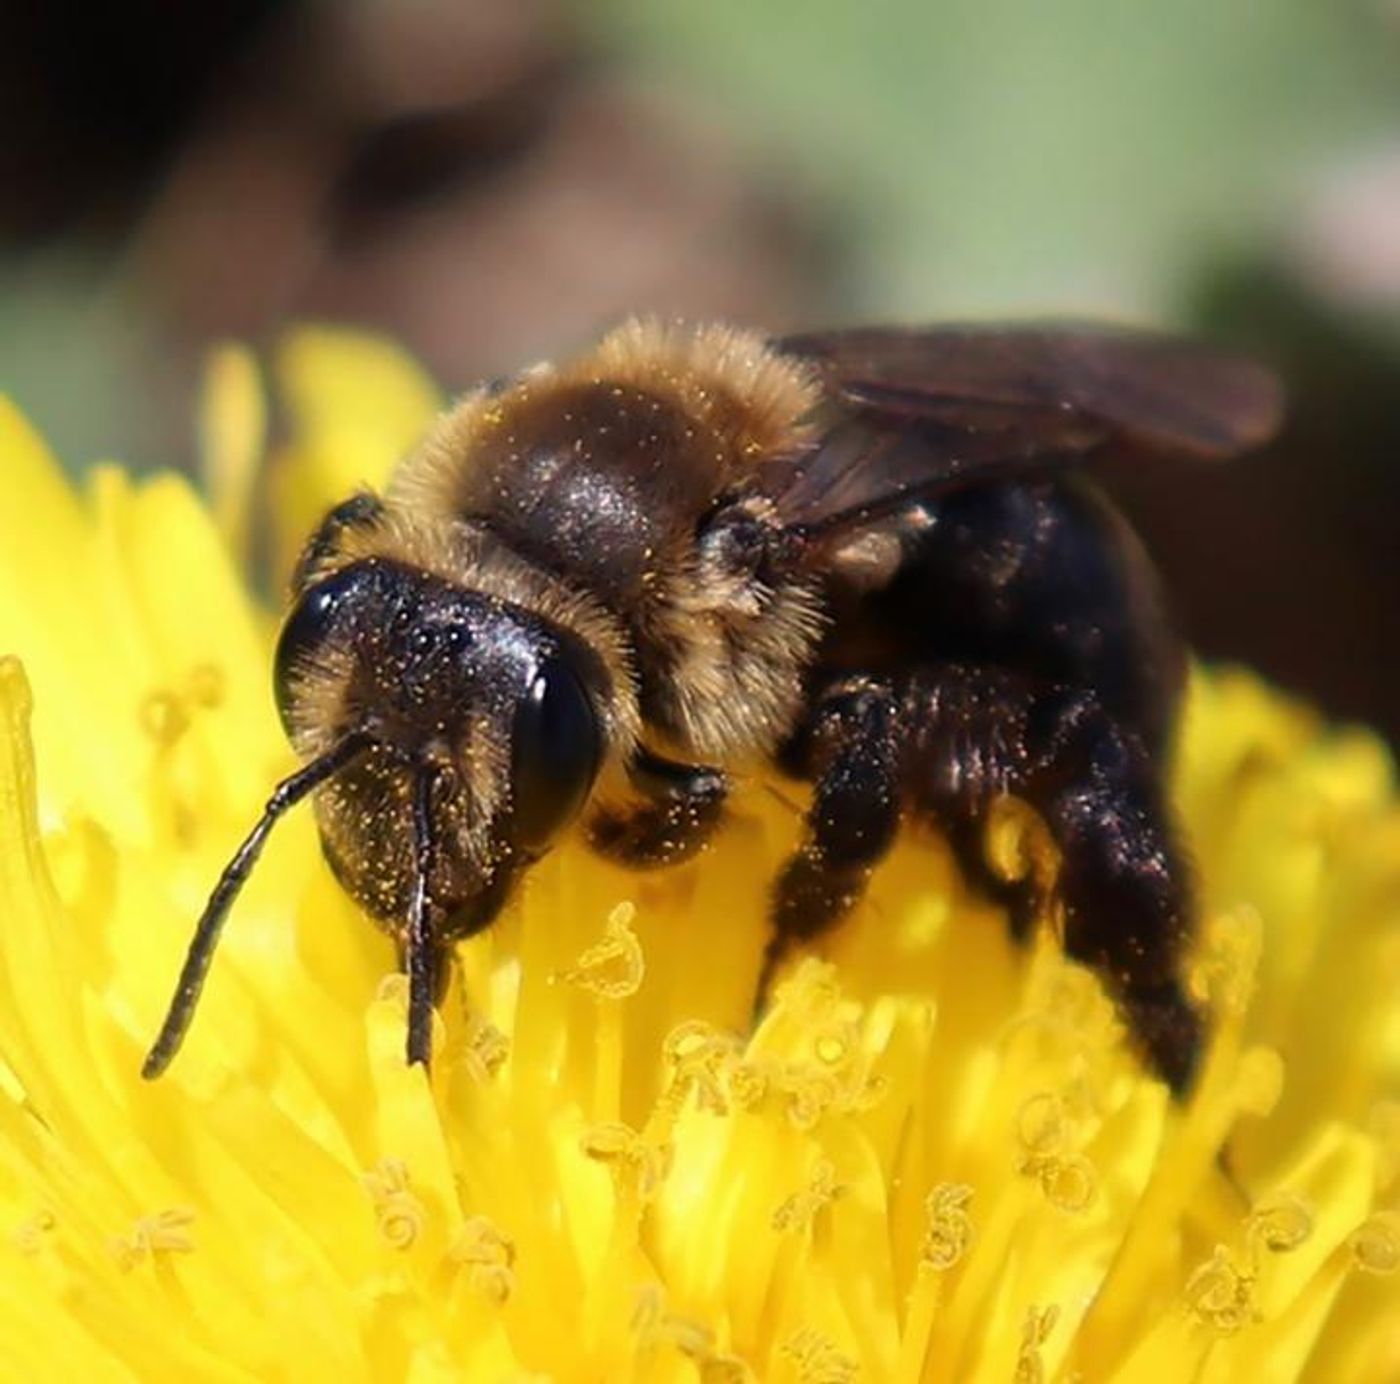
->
<box><xmin>598</xmin><ymin>0</ymin><xmax>1400</xmax><ymax>319</ymax></box>
<box><xmin>2</xmin><ymin>0</ymin><xmax>1399</xmax><ymax>736</ymax></box>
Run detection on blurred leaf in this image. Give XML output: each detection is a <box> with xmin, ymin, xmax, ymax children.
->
<box><xmin>588</xmin><ymin>0</ymin><xmax>1400</xmax><ymax>321</ymax></box>
<box><xmin>0</xmin><ymin>253</ymin><xmax>172</xmax><ymax>474</ymax></box>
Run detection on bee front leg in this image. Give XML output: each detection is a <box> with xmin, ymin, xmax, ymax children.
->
<box><xmin>586</xmin><ymin>749</ymin><xmax>728</xmax><ymax>868</ymax></box>
<box><xmin>291</xmin><ymin>490</ymin><xmax>385</xmax><ymax>594</ymax></box>
<box><xmin>760</xmin><ymin>679</ymin><xmax>903</xmax><ymax>1011</ymax></box>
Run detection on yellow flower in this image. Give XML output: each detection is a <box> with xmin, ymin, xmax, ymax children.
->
<box><xmin>2</xmin><ymin>330</ymin><xmax>1398</xmax><ymax>1381</ymax></box>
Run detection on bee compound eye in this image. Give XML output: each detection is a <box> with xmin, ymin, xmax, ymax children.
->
<box><xmin>508</xmin><ymin>655</ymin><xmax>603</xmax><ymax>854</ymax></box>
<box><xmin>274</xmin><ymin>563</ymin><xmax>376</xmax><ymax>735</ymax></box>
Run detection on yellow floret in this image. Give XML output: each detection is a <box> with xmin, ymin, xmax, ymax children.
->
<box><xmin>0</xmin><ymin>331</ymin><xmax>1395</xmax><ymax>1380</ymax></box>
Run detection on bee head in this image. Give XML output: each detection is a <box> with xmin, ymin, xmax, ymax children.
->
<box><xmin>141</xmin><ymin>553</ymin><xmax>610</xmax><ymax>1080</ymax></box>
<box><xmin>274</xmin><ymin>557</ymin><xmax>606</xmax><ymax>925</ymax></box>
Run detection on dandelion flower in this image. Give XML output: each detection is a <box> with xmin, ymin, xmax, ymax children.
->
<box><xmin>1</xmin><ymin>330</ymin><xmax>1397</xmax><ymax>1380</ymax></box>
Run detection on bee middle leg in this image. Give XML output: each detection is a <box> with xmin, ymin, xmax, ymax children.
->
<box><xmin>586</xmin><ymin>749</ymin><xmax>728</xmax><ymax>868</ymax></box>
<box><xmin>291</xmin><ymin>490</ymin><xmax>385</xmax><ymax>594</ymax></box>
<box><xmin>760</xmin><ymin>677</ymin><xmax>903</xmax><ymax>1007</ymax></box>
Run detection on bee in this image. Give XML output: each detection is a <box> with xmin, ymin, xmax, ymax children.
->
<box><xmin>143</xmin><ymin>320</ymin><xmax>1282</xmax><ymax>1090</ymax></box>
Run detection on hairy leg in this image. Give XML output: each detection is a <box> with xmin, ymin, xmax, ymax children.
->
<box><xmin>762</xmin><ymin>678</ymin><xmax>903</xmax><ymax>1007</ymax></box>
<box><xmin>770</xmin><ymin>662</ymin><xmax>1202</xmax><ymax>1092</ymax></box>
<box><xmin>904</xmin><ymin>665</ymin><xmax>1201</xmax><ymax>1091</ymax></box>
<box><xmin>291</xmin><ymin>490</ymin><xmax>385</xmax><ymax>594</ymax></box>
<box><xmin>586</xmin><ymin>748</ymin><xmax>728</xmax><ymax>868</ymax></box>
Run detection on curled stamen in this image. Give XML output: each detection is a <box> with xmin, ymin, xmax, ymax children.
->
<box><xmin>446</xmin><ymin>1216</ymin><xmax>516</xmax><ymax>1304</ymax></box>
<box><xmin>921</xmin><ymin>1183</ymin><xmax>973</xmax><ymax>1270</ymax></box>
<box><xmin>632</xmin><ymin>1283</ymin><xmax>666</xmax><ymax>1338</ymax></box>
<box><xmin>1349</xmin><ymin>1212</ymin><xmax>1400</xmax><ymax>1275</ymax></box>
<box><xmin>663</xmin><ymin>1021</ymin><xmax>740</xmax><ymax>1115</ymax></box>
<box><xmin>139</xmin><ymin>691</ymin><xmax>190</xmax><ymax>748</ymax></box>
<box><xmin>781</xmin><ymin>1328</ymin><xmax>858</xmax><ymax>1384</ymax></box>
<box><xmin>1016</xmin><ymin>1091</ymin><xmax>1068</xmax><ymax>1155</ymax></box>
<box><xmin>1183</xmin><ymin>1246</ymin><xmax>1258</xmax><ymax>1335</ymax></box>
<box><xmin>732</xmin><ymin>976</ymin><xmax>885</xmax><ymax>1131</ymax></box>
<box><xmin>185</xmin><ymin>663</ymin><xmax>226</xmax><ymax>709</ymax></box>
<box><xmin>728</xmin><ymin>1061</ymin><xmax>769</xmax><ymax>1111</ymax></box>
<box><xmin>769</xmin><ymin>960</ymin><xmax>846</xmax><ymax>1029</ymax></box>
<box><xmin>110</xmin><ymin>1207</ymin><xmax>196</xmax><ymax>1271</ymax></box>
<box><xmin>459</xmin><ymin>1013</ymin><xmax>510</xmax><ymax>1082</ymax></box>
<box><xmin>555</xmin><ymin>902</ymin><xmax>645</xmax><ymax>998</ymax></box>
<box><xmin>785</xmin><ymin>1070</ymin><xmax>843</xmax><ymax>1130</ymax></box>
<box><xmin>140</xmin><ymin>663</ymin><xmax>228</xmax><ymax>748</ymax></box>
<box><xmin>1014</xmin><ymin>1304</ymin><xmax>1059</xmax><ymax>1384</ymax></box>
<box><xmin>772</xmin><ymin>1160</ymin><xmax>846</xmax><ymax>1233</ymax></box>
<box><xmin>581</xmin><ymin>1122</ymin><xmax>671</xmax><ymax>1201</ymax></box>
<box><xmin>362</xmin><ymin>1159</ymin><xmax>426</xmax><ymax>1251</ymax></box>
<box><xmin>13</xmin><ymin>1209</ymin><xmax>56</xmax><ymax>1256</ymax></box>
<box><xmin>633</xmin><ymin>1288</ymin><xmax>753</xmax><ymax>1381</ymax></box>
<box><xmin>1188</xmin><ymin>907</ymin><xmax>1263</xmax><ymax>1015</ymax></box>
<box><xmin>1234</xmin><ymin>1047</ymin><xmax>1285</xmax><ymax>1119</ymax></box>
<box><xmin>984</xmin><ymin>795</ymin><xmax>1061</xmax><ymax>903</ymax></box>
<box><xmin>635</xmin><ymin>1292</ymin><xmax>713</xmax><ymax>1355</ymax></box>
<box><xmin>697</xmin><ymin>1357</ymin><xmax>752</xmax><ymax>1383</ymax></box>
<box><xmin>1020</xmin><ymin>1151</ymin><xmax>1098</xmax><ymax>1213</ymax></box>
<box><xmin>1002</xmin><ymin>956</ymin><xmax>1120</xmax><ymax>1075</ymax></box>
<box><xmin>1014</xmin><ymin>1089</ymin><xmax>1098</xmax><ymax>1211</ymax></box>
<box><xmin>1245</xmin><ymin>1192</ymin><xmax>1313</xmax><ymax>1257</ymax></box>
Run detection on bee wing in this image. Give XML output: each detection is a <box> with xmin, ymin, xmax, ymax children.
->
<box><xmin>762</xmin><ymin>323</ymin><xmax>1284</xmax><ymax>535</ymax></box>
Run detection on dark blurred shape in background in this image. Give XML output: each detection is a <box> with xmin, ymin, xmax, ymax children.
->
<box><xmin>133</xmin><ymin>0</ymin><xmax>819</xmax><ymax>381</ymax></box>
<box><xmin>0</xmin><ymin>1</ymin><xmax>283</xmax><ymax>240</ymax></box>
<box><xmin>0</xmin><ymin>0</ymin><xmax>1398</xmax><ymax>742</ymax></box>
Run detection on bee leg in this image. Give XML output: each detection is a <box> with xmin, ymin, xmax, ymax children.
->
<box><xmin>291</xmin><ymin>490</ymin><xmax>385</xmax><ymax>594</ymax></box>
<box><xmin>906</xmin><ymin>667</ymin><xmax>1203</xmax><ymax>1093</ymax></box>
<box><xmin>1018</xmin><ymin>684</ymin><xmax>1202</xmax><ymax>1094</ymax></box>
<box><xmin>586</xmin><ymin>748</ymin><xmax>728</xmax><ymax>868</ymax></box>
<box><xmin>759</xmin><ymin>679</ymin><xmax>902</xmax><ymax>1014</ymax></box>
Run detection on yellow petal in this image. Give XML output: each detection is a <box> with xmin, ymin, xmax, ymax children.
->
<box><xmin>0</xmin><ymin>358</ymin><xmax>1395</xmax><ymax>1380</ymax></box>
<box><xmin>200</xmin><ymin>343</ymin><xmax>266</xmax><ymax>567</ymax></box>
<box><xmin>265</xmin><ymin>326</ymin><xmax>442</xmax><ymax>586</ymax></box>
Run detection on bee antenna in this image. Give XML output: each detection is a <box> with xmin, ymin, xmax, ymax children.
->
<box><xmin>762</xmin><ymin>779</ymin><xmax>806</xmax><ymax>819</ymax></box>
<box><xmin>404</xmin><ymin>762</ymin><xmax>447</xmax><ymax>1069</ymax></box>
<box><xmin>141</xmin><ymin>730</ymin><xmax>376</xmax><ymax>1079</ymax></box>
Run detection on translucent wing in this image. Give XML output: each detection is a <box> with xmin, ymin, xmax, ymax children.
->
<box><xmin>762</xmin><ymin>323</ymin><xmax>1284</xmax><ymax>535</ymax></box>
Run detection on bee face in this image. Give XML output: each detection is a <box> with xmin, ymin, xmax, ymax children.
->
<box><xmin>274</xmin><ymin>557</ymin><xmax>604</xmax><ymax>931</ymax></box>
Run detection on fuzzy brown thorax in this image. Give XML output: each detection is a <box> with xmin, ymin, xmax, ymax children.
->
<box><xmin>388</xmin><ymin>320</ymin><xmax>828</xmax><ymax>760</ymax></box>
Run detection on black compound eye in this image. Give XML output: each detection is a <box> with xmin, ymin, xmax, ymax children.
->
<box><xmin>274</xmin><ymin>563</ymin><xmax>375</xmax><ymax>735</ymax></box>
<box><xmin>509</xmin><ymin>655</ymin><xmax>602</xmax><ymax>854</ymax></box>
